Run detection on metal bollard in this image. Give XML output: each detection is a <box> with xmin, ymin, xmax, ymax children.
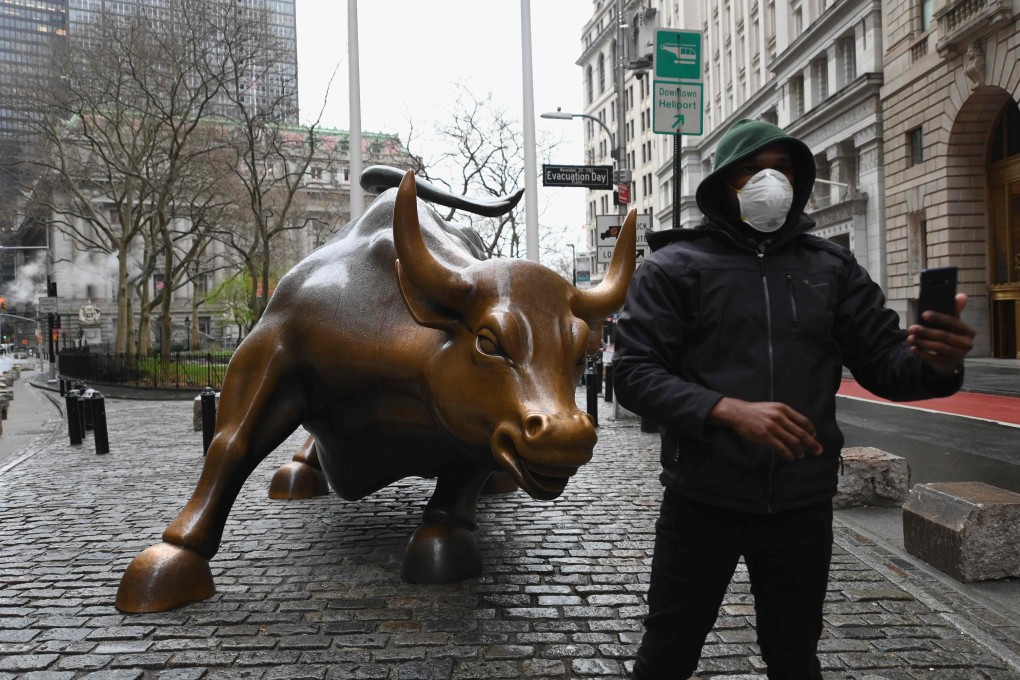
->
<box><xmin>80</xmin><ymin>388</ymin><xmax>95</xmax><ymax>432</ymax></box>
<box><xmin>604</xmin><ymin>362</ymin><xmax>614</xmax><ymax>403</ymax></box>
<box><xmin>585</xmin><ymin>360</ymin><xmax>598</xmax><ymax>427</ymax></box>
<box><xmin>200</xmin><ymin>386</ymin><xmax>217</xmax><ymax>455</ymax></box>
<box><xmin>59</xmin><ymin>378</ymin><xmax>66</xmax><ymax>397</ymax></box>
<box><xmin>90</xmin><ymin>390</ymin><xmax>109</xmax><ymax>455</ymax></box>
<box><xmin>65</xmin><ymin>388</ymin><xmax>83</xmax><ymax>446</ymax></box>
<box><xmin>595</xmin><ymin>357</ymin><xmax>604</xmax><ymax>394</ymax></box>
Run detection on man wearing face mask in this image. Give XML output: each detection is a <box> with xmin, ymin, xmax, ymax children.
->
<box><xmin>612</xmin><ymin>119</ymin><xmax>976</xmax><ymax>679</ymax></box>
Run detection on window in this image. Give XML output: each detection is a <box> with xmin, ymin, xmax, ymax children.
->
<box><xmin>842</xmin><ymin>37</ymin><xmax>857</xmax><ymax>84</ymax></box>
<box><xmin>921</xmin><ymin>0</ymin><xmax>934</xmax><ymax>30</ymax></box>
<box><xmin>907</xmin><ymin>127</ymin><xmax>924</xmax><ymax>166</ymax></box>
<box><xmin>586</xmin><ymin>66</ymin><xmax>594</xmax><ymax>103</ymax></box>
<box><xmin>598</xmin><ymin>53</ymin><xmax>606</xmax><ymax>94</ymax></box>
<box><xmin>790</xmin><ymin>75</ymin><xmax>804</xmax><ymax>117</ymax></box>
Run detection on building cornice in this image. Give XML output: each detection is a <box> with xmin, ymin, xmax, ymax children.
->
<box><xmin>786</xmin><ymin>72</ymin><xmax>883</xmax><ymax>150</ymax></box>
<box><xmin>770</xmin><ymin>0</ymin><xmax>881</xmax><ymax>77</ymax></box>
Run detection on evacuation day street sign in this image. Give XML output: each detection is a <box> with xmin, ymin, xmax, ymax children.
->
<box><xmin>652</xmin><ymin>29</ymin><xmax>704</xmax><ymax>136</ymax></box>
<box><xmin>542</xmin><ymin>164</ymin><xmax>613</xmax><ymax>189</ymax></box>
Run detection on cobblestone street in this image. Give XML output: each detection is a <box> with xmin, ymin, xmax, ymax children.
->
<box><xmin>1</xmin><ymin>391</ymin><xmax>1018</xmax><ymax>679</ymax></box>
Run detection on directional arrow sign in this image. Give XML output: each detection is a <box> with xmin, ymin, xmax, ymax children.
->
<box><xmin>652</xmin><ymin>29</ymin><xmax>704</xmax><ymax>137</ymax></box>
<box><xmin>653</xmin><ymin>81</ymin><xmax>703</xmax><ymax>135</ymax></box>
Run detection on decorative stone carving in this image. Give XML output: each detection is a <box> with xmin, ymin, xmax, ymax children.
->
<box><xmin>964</xmin><ymin>41</ymin><xmax>985</xmax><ymax>88</ymax></box>
<box><xmin>78</xmin><ymin>301</ymin><xmax>101</xmax><ymax>325</ymax></box>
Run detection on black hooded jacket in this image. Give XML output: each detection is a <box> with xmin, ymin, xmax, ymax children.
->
<box><xmin>612</xmin><ymin>120</ymin><xmax>962</xmax><ymax>514</ymax></box>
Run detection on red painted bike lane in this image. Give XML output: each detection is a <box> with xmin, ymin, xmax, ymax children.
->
<box><xmin>838</xmin><ymin>379</ymin><xmax>1020</xmax><ymax>427</ymax></box>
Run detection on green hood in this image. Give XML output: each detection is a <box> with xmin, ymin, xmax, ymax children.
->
<box><xmin>695</xmin><ymin>119</ymin><xmax>816</xmax><ymax>243</ymax></box>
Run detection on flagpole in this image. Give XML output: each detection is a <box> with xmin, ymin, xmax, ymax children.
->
<box><xmin>347</xmin><ymin>0</ymin><xmax>365</xmax><ymax>220</ymax></box>
<box><xmin>520</xmin><ymin>0</ymin><xmax>539</xmax><ymax>263</ymax></box>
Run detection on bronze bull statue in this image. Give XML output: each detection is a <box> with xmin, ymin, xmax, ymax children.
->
<box><xmin>116</xmin><ymin>169</ymin><xmax>636</xmax><ymax>613</ymax></box>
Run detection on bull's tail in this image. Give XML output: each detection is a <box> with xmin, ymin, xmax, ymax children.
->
<box><xmin>361</xmin><ymin>165</ymin><xmax>524</xmax><ymax>218</ymax></box>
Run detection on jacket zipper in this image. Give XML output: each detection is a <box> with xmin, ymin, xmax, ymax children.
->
<box><xmin>786</xmin><ymin>275</ymin><xmax>799</xmax><ymax>327</ymax></box>
<box><xmin>759</xmin><ymin>248</ymin><xmax>776</xmax><ymax>513</ymax></box>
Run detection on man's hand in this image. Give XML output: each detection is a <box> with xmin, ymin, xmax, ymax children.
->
<box><xmin>708</xmin><ymin>397</ymin><xmax>823</xmax><ymax>462</ymax></box>
<box><xmin>907</xmin><ymin>294</ymin><xmax>975</xmax><ymax>375</ymax></box>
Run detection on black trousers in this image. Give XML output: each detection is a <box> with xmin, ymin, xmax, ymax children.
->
<box><xmin>632</xmin><ymin>490</ymin><xmax>833</xmax><ymax>680</ymax></box>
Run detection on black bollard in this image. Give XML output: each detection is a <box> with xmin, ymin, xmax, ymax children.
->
<box><xmin>59</xmin><ymin>378</ymin><xmax>66</xmax><ymax>397</ymax></box>
<box><xmin>65</xmin><ymin>389</ymin><xmax>83</xmax><ymax>446</ymax></box>
<box><xmin>585</xmin><ymin>360</ymin><xmax>598</xmax><ymax>427</ymax></box>
<box><xmin>200</xmin><ymin>386</ymin><xmax>217</xmax><ymax>455</ymax></box>
<box><xmin>90</xmin><ymin>390</ymin><xmax>109</xmax><ymax>455</ymax></box>
<box><xmin>80</xmin><ymin>388</ymin><xmax>95</xmax><ymax>432</ymax></box>
<box><xmin>604</xmin><ymin>362</ymin><xmax>614</xmax><ymax>403</ymax></box>
<box><xmin>595</xmin><ymin>356</ymin><xmax>604</xmax><ymax>394</ymax></box>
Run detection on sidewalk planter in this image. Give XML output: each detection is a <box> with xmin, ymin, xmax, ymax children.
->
<box><xmin>903</xmin><ymin>481</ymin><xmax>1020</xmax><ymax>582</ymax></box>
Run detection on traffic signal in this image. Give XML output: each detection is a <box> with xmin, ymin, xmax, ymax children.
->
<box><xmin>0</xmin><ymin>297</ymin><xmax>6</xmax><ymax>311</ymax></box>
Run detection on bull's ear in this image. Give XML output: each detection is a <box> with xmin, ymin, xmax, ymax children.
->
<box><xmin>396</xmin><ymin>260</ymin><xmax>461</xmax><ymax>330</ymax></box>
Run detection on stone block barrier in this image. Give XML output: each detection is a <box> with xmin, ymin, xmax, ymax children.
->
<box><xmin>903</xmin><ymin>481</ymin><xmax>1020</xmax><ymax>582</ymax></box>
<box><xmin>834</xmin><ymin>446</ymin><xmax>910</xmax><ymax>509</ymax></box>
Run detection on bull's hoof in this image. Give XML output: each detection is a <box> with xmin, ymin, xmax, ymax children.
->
<box><xmin>401</xmin><ymin>524</ymin><xmax>482</xmax><ymax>584</ymax></box>
<box><xmin>268</xmin><ymin>461</ymin><xmax>329</xmax><ymax>500</ymax></box>
<box><xmin>115</xmin><ymin>542</ymin><xmax>215</xmax><ymax>613</ymax></box>
<box><xmin>481</xmin><ymin>471</ymin><xmax>519</xmax><ymax>496</ymax></box>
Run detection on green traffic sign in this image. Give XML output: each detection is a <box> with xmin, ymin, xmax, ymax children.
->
<box><xmin>654</xmin><ymin>29</ymin><xmax>702</xmax><ymax>82</ymax></box>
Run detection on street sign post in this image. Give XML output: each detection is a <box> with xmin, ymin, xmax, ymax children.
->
<box><xmin>595</xmin><ymin>214</ymin><xmax>651</xmax><ymax>265</ymax></box>
<box><xmin>652</xmin><ymin>81</ymin><xmax>704</xmax><ymax>135</ymax></box>
<box><xmin>38</xmin><ymin>297</ymin><xmax>57</xmax><ymax>314</ymax></box>
<box><xmin>652</xmin><ymin>29</ymin><xmax>704</xmax><ymax>138</ymax></box>
<box><xmin>542</xmin><ymin>164</ymin><xmax>613</xmax><ymax>189</ymax></box>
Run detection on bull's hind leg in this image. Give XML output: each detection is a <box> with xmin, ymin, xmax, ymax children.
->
<box><xmin>402</xmin><ymin>462</ymin><xmax>492</xmax><ymax>584</ymax></box>
<box><xmin>269</xmin><ymin>436</ymin><xmax>329</xmax><ymax>499</ymax></box>
<box><xmin>116</xmin><ymin>345</ymin><xmax>305</xmax><ymax>613</ymax></box>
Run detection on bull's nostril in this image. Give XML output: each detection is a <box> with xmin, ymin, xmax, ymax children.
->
<box><xmin>524</xmin><ymin>414</ymin><xmax>547</xmax><ymax>439</ymax></box>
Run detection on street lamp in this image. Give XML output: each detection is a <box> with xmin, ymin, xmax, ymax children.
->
<box><xmin>541</xmin><ymin>107</ymin><xmax>629</xmax><ymax>222</ymax></box>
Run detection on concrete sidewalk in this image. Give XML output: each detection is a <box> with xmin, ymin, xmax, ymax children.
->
<box><xmin>0</xmin><ymin>366</ymin><xmax>64</xmax><ymax>472</ymax></box>
<box><xmin>0</xmin><ymin>384</ymin><xmax>1018</xmax><ymax>678</ymax></box>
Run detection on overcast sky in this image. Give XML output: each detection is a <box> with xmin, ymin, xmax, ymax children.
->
<box><xmin>294</xmin><ymin>0</ymin><xmax>594</xmax><ymax>248</ymax></box>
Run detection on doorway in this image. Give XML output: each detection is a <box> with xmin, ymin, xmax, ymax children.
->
<box><xmin>987</xmin><ymin>100</ymin><xmax>1020</xmax><ymax>358</ymax></box>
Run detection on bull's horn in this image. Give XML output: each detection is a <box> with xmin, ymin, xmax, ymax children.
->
<box><xmin>571</xmin><ymin>209</ymin><xmax>637</xmax><ymax>322</ymax></box>
<box><xmin>393</xmin><ymin>170</ymin><xmax>472</xmax><ymax>312</ymax></box>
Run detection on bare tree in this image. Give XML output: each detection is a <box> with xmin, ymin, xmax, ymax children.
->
<box><xmin>199</xmin><ymin>6</ymin><xmax>336</xmax><ymax>329</ymax></box>
<box><xmin>408</xmin><ymin>84</ymin><xmax>567</xmax><ymax>261</ymax></box>
<box><xmin>20</xmin><ymin>3</ymin><xmax>230</xmax><ymax>360</ymax></box>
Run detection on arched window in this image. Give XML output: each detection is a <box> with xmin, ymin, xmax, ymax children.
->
<box><xmin>586</xmin><ymin>66</ymin><xmax>594</xmax><ymax>103</ymax></box>
<box><xmin>598</xmin><ymin>53</ymin><xmax>605</xmax><ymax>94</ymax></box>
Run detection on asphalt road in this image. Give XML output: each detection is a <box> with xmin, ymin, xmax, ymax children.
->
<box><xmin>836</xmin><ymin>393</ymin><xmax>1020</xmax><ymax>492</ymax></box>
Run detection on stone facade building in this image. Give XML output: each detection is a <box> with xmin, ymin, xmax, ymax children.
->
<box><xmin>880</xmin><ymin>0</ymin><xmax>1020</xmax><ymax>358</ymax></box>
<box><xmin>575</xmin><ymin>0</ymin><xmax>1020</xmax><ymax>358</ymax></box>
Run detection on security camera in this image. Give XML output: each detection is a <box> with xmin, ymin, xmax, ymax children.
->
<box><xmin>634</xmin><ymin>70</ymin><xmax>647</xmax><ymax>80</ymax></box>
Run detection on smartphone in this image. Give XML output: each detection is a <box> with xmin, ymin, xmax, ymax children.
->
<box><xmin>917</xmin><ymin>266</ymin><xmax>958</xmax><ymax>326</ymax></box>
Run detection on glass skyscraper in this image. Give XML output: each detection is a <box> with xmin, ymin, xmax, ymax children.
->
<box><xmin>0</xmin><ymin>0</ymin><xmax>69</xmax><ymax>136</ymax></box>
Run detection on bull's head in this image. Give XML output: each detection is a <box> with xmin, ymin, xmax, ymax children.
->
<box><xmin>393</xmin><ymin>170</ymin><xmax>636</xmax><ymax>500</ymax></box>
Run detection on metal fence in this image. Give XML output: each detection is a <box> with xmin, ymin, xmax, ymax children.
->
<box><xmin>57</xmin><ymin>350</ymin><xmax>232</xmax><ymax>391</ymax></box>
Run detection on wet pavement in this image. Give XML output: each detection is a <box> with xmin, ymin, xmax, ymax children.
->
<box><xmin>0</xmin><ymin>366</ymin><xmax>1018</xmax><ymax>678</ymax></box>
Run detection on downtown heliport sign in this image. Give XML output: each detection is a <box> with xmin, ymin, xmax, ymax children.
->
<box><xmin>652</xmin><ymin>29</ymin><xmax>704</xmax><ymax>136</ymax></box>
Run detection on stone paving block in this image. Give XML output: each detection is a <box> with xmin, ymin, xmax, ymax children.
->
<box><xmin>0</xmin><ymin>394</ymin><xmax>1018</xmax><ymax>678</ymax></box>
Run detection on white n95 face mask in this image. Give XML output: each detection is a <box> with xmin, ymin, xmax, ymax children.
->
<box><xmin>734</xmin><ymin>168</ymin><xmax>794</xmax><ymax>233</ymax></box>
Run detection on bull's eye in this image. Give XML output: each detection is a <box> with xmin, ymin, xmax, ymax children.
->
<box><xmin>476</xmin><ymin>331</ymin><xmax>505</xmax><ymax>358</ymax></box>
